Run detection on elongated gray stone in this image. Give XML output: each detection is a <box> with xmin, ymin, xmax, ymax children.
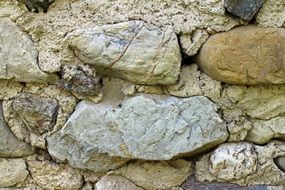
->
<box><xmin>0</xmin><ymin>18</ymin><xmax>58</xmax><ymax>83</ymax></box>
<box><xmin>224</xmin><ymin>0</ymin><xmax>265</xmax><ymax>21</ymax></box>
<box><xmin>0</xmin><ymin>101</ymin><xmax>34</xmax><ymax>158</ymax></box>
<box><xmin>47</xmin><ymin>95</ymin><xmax>228</xmax><ymax>172</ymax></box>
<box><xmin>65</xmin><ymin>20</ymin><xmax>181</xmax><ymax>85</ymax></box>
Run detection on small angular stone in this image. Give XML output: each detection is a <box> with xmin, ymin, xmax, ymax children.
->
<box><xmin>95</xmin><ymin>175</ymin><xmax>143</xmax><ymax>190</ymax></box>
<box><xmin>224</xmin><ymin>0</ymin><xmax>265</xmax><ymax>21</ymax></box>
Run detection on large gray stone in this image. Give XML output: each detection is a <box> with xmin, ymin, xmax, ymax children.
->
<box><xmin>65</xmin><ymin>20</ymin><xmax>181</xmax><ymax>85</ymax></box>
<box><xmin>0</xmin><ymin>18</ymin><xmax>58</xmax><ymax>83</ymax></box>
<box><xmin>224</xmin><ymin>0</ymin><xmax>265</xmax><ymax>21</ymax></box>
<box><xmin>0</xmin><ymin>101</ymin><xmax>34</xmax><ymax>158</ymax></box>
<box><xmin>47</xmin><ymin>95</ymin><xmax>228</xmax><ymax>172</ymax></box>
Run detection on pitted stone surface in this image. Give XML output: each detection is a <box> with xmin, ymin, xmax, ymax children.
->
<box><xmin>0</xmin><ymin>18</ymin><xmax>58</xmax><ymax>83</ymax></box>
<box><xmin>209</xmin><ymin>142</ymin><xmax>257</xmax><ymax>180</ymax></box>
<box><xmin>0</xmin><ymin>158</ymin><xmax>29</xmax><ymax>187</ymax></box>
<box><xmin>197</xmin><ymin>26</ymin><xmax>285</xmax><ymax>85</ymax></box>
<box><xmin>65</xmin><ymin>20</ymin><xmax>181</xmax><ymax>85</ymax></box>
<box><xmin>27</xmin><ymin>160</ymin><xmax>83</xmax><ymax>190</ymax></box>
<box><xmin>47</xmin><ymin>95</ymin><xmax>227</xmax><ymax>172</ymax></box>
<box><xmin>196</xmin><ymin>141</ymin><xmax>285</xmax><ymax>186</ymax></box>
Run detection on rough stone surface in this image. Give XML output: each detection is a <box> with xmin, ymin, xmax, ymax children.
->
<box><xmin>112</xmin><ymin>159</ymin><xmax>193</xmax><ymax>190</ymax></box>
<box><xmin>59</xmin><ymin>64</ymin><xmax>102</xmax><ymax>102</ymax></box>
<box><xmin>12</xmin><ymin>93</ymin><xmax>59</xmax><ymax>135</ymax></box>
<box><xmin>47</xmin><ymin>95</ymin><xmax>227</xmax><ymax>171</ymax></box>
<box><xmin>27</xmin><ymin>160</ymin><xmax>83</xmax><ymax>190</ymax></box>
<box><xmin>196</xmin><ymin>141</ymin><xmax>285</xmax><ymax>186</ymax></box>
<box><xmin>246</xmin><ymin>117</ymin><xmax>285</xmax><ymax>144</ymax></box>
<box><xmin>95</xmin><ymin>175</ymin><xmax>143</xmax><ymax>190</ymax></box>
<box><xmin>0</xmin><ymin>101</ymin><xmax>34</xmax><ymax>158</ymax></box>
<box><xmin>0</xmin><ymin>17</ymin><xmax>58</xmax><ymax>83</ymax></box>
<box><xmin>180</xmin><ymin>30</ymin><xmax>209</xmax><ymax>56</ymax></box>
<box><xmin>3</xmin><ymin>85</ymin><xmax>77</xmax><ymax>149</ymax></box>
<box><xmin>65</xmin><ymin>20</ymin><xmax>181</xmax><ymax>85</ymax></box>
<box><xmin>182</xmin><ymin>176</ymin><xmax>273</xmax><ymax>190</ymax></box>
<box><xmin>224</xmin><ymin>0</ymin><xmax>265</xmax><ymax>21</ymax></box>
<box><xmin>0</xmin><ymin>158</ymin><xmax>29</xmax><ymax>187</ymax></box>
<box><xmin>220</xmin><ymin>85</ymin><xmax>285</xmax><ymax>120</ymax></box>
<box><xmin>197</xmin><ymin>26</ymin><xmax>285</xmax><ymax>85</ymax></box>
<box><xmin>209</xmin><ymin>142</ymin><xmax>257</xmax><ymax>181</ymax></box>
<box><xmin>166</xmin><ymin>64</ymin><xmax>222</xmax><ymax>102</ymax></box>
<box><xmin>256</xmin><ymin>0</ymin><xmax>285</xmax><ymax>27</ymax></box>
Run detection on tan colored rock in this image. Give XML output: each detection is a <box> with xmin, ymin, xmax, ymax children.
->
<box><xmin>65</xmin><ymin>20</ymin><xmax>181</xmax><ymax>85</ymax></box>
<box><xmin>196</xmin><ymin>141</ymin><xmax>285</xmax><ymax>186</ymax></box>
<box><xmin>227</xmin><ymin>120</ymin><xmax>252</xmax><ymax>142</ymax></box>
<box><xmin>95</xmin><ymin>175</ymin><xmax>143</xmax><ymax>190</ymax></box>
<box><xmin>27</xmin><ymin>160</ymin><xmax>83</xmax><ymax>190</ymax></box>
<box><xmin>180</xmin><ymin>29</ymin><xmax>209</xmax><ymax>56</ymax></box>
<box><xmin>112</xmin><ymin>159</ymin><xmax>193</xmax><ymax>190</ymax></box>
<box><xmin>0</xmin><ymin>17</ymin><xmax>58</xmax><ymax>83</ymax></box>
<box><xmin>246</xmin><ymin>117</ymin><xmax>285</xmax><ymax>144</ymax></box>
<box><xmin>220</xmin><ymin>85</ymin><xmax>285</xmax><ymax>120</ymax></box>
<box><xmin>256</xmin><ymin>0</ymin><xmax>285</xmax><ymax>27</ymax></box>
<box><xmin>197</xmin><ymin>26</ymin><xmax>285</xmax><ymax>85</ymax></box>
<box><xmin>0</xmin><ymin>158</ymin><xmax>29</xmax><ymax>187</ymax></box>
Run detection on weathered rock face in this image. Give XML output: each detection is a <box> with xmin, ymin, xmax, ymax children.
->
<box><xmin>0</xmin><ymin>159</ymin><xmax>29</xmax><ymax>187</ymax></box>
<box><xmin>27</xmin><ymin>161</ymin><xmax>83</xmax><ymax>190</ymax></box>
<box><xmin>0</xmin><ymin>18</ymin><xmax>58</xmax><ymax>83</ymax></box>
<box><xmin>47</xmin><ymin>95</ymin><xmax>228</xmax><ymax>171</ymax></box>
<box><xmin>224</xmin><ymin>0</ymin><xmax>265</xmax><ymax>21</ymax></box>
<box><xmin>59</xmin><ymin>64</ymin><xmax>102</xmax><ymax>99</ymax></box>
<box><xmin>12</xmin><ymin>93</ymin><xmax>59</xmax><ymax>135</ymax></box>
<box><xmin>65</xmin><ymin>20</ymin><xmax>181</xmax><ymax>85</ymax></box>
<box><xmin>246</xmin><ymin>117</ymin><xmax>285</xmax><ymax>144</ymax></box>
<box><xmin>0</xmin><ymin>101</ymin><xmax>34</xmax><ymax>158</ymax></box>
<box><xmin>112</xmin><ymin>159</ymin><xmax>193</xmax><ymax>190</ymax></box>
<box><xmin>197</xmin><ymin>26</ymin><xmax>285</xmax><ymax>85</ymax></box>
<box><xmin>209</xmin><ymin>143</ymin><xmax>257</xmax><ymax>180</ymax></box>
<box><xmin>220</xmin><ymin>85</ymin><xmax>285</xmax><ymax>120</ymax></box>
<box><xmin>95</xmin><ymin>175</ymin><xmax>143</xmax><ymax>190</ymax></box>
<box><xmin>196</xmin><ymin>141</ymin><xmax>285</xmax><ymax>186</ymax></box>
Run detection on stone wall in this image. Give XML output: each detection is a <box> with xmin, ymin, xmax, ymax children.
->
<box><xmin>0</xmin><ymin>0</ymin><xmax>284</xmax><ymax>189</ymax></box>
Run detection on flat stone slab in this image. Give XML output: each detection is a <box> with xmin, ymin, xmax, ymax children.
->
<box><xmin>224</xmin><ymin>0</ymin><xmax>265</xmax><ymax>21</ymax></box>
<box><xmin>197</xmin><ymin>26</ymin><xmax>285</xmax><ymax>85</ymax></box>
<box><xmin>65</xmin><ymin>20</ymin><xmax>181</xmax><ymax>85</ymax></box>
<box><xmin>47</xmin><ymin>95</ymin><xmax>228</xmax><ymax>172</ymax></box>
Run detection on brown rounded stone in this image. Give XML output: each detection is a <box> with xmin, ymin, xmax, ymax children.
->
<box><xmin>197</xmin><ymin>26</ymin><xmax>285</xmax><ymax>85</ymax></box>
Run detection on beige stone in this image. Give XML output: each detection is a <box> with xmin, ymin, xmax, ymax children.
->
<box><xmin>0</xmin><ymin>17</ymin><xmax>58</xmax><ymax>83</ymax></box>
<box><xmin>112</xmin><ymin>159</ymin><xmax>193</xmax><ymax>190</ymax></box>
<box><xmin>0</xmin><ymin>158</ymin><xmax>29</xmax><ymax>187</ymax></box>
<box><xmin>196</xmin><ymin>141</ymin><xmax>285</xmax><ymax>186</ymax></box>
<box><xmin>256</xmin><ymin>0</ymin><xmax>285</xmax><ymax>27</ymax></box>
<box><xmin>246</xmin><ymin>117</ymin><xmax>285</xmax><ymax>144</ymax></box>
<box><xmin>220</xmin><ymin>85</ymin><xmax>285</xmax><ymax>120</ymax></box>
<box><xmin>27</xmin><ymin>160</ymin><xmax>83</xmax><ymax>190</ymax></box>
<box><xmin>95</xmin><ymin>175</ymin><xmax>143</xmax><ymax>190</ymax></box>
<box><xmin>197</xmin><ymin>26</ymin><xmax>285</xmax><ymax>85</ymax></box>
